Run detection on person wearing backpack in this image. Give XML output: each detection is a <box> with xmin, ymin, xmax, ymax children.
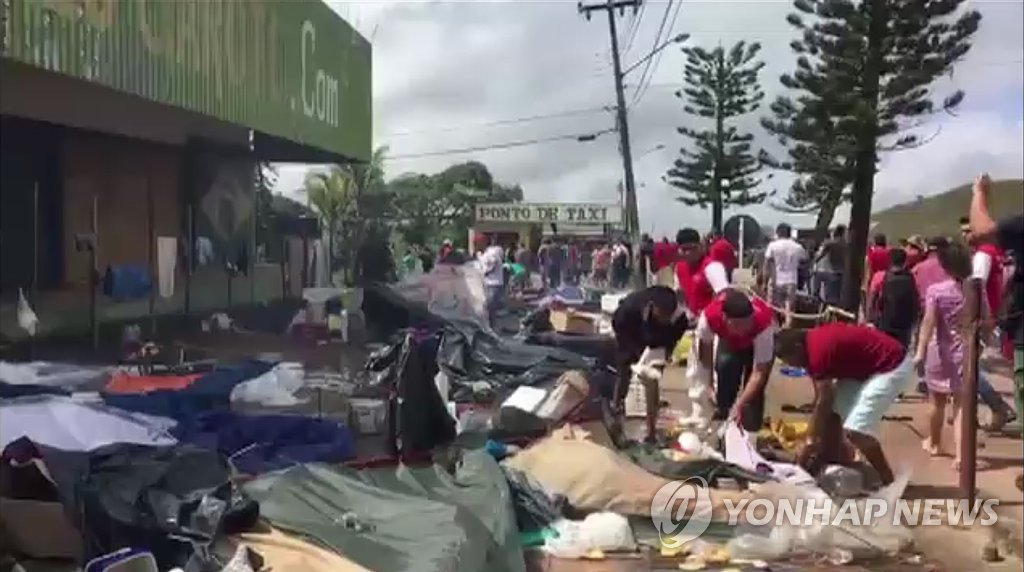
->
<box><xmin>866</xmin><ymin>248</ymin><xmax>919</xmax><ymax>349</ymax></box>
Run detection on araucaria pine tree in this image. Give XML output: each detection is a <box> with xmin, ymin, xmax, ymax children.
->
<box><xmin>762</xmin><ymin>0</ymin><xmax>981</xmax><ymax>310</ymax></box>
<box><xmin>666</xmin><ymin>41</ymin><xmax>768</xmax><ymax>233</ymax></box>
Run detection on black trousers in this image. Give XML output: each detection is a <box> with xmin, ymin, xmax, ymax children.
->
<box><xmin>615</xmin><ymin>342</ymin><xmax>643</xmax><ymax>402</ymax></box>
<box><xmin>715</xmin><ymin>343</ymin><xmax>768</xmax><ymax>432</ymax></box>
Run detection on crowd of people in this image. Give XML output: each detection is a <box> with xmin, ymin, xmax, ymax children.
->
<box><xmin>608</xmin><ymin>174</ymin><xmax>1021</xmax><ymax>490</ymax></box>
<box><xmin>383</xmin><ymin>175</ymin><xmax>1021</xmax><ymax>491</ymax></box>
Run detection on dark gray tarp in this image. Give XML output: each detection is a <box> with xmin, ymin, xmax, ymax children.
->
<box><xmin>243</xmin><ymin>449</ymin><xmax>525</xmax><ymax>572</ymax></box>
<box><xmin>363</xmin><ymin>283</ymin><xmax>594</xmax><ymax>399</ymax></box>
<box><xmin>1</xmin><ymin>438</ymin><xmax>259</xmax><ymax>571</ymax></box>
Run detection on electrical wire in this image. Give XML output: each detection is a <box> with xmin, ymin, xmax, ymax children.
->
<box><xmin>628</xmin><ymin>0</ymin><xmax>673</xmax><ymax>107</ymax></box>
<box><xmin>631</xmin><ymin>0</ymin><xmax>682</xmax><ymax>108</ymax></box>
<box><xmin>622</xmin><ymin>1</ymin><xmax>646</xmax><ymax>56</ymax></box>
<box><xmin>385</xmin><ymin>128</ymin><xmax>615</xmax><ymax>161</ymax></box>
<box><xmin>382</xmin><ymin>105</ymin><xmax>613</xmax><ymax>138</ymax></box>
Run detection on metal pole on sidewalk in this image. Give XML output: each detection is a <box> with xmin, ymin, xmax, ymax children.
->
<box><xmin>579</xmin><ymin>0</ymin><xmax>643</xmax><ymax>287</ymax></box>
<box><xmin>32</xmin><ymin>182</ymin><xmax>39</xmax><ymax>306</ymax></box>
<box><xmin>147</xmin><ymin>181</ymin><xmax>156</xmax><ymax>337</ymax></box>
<box><xmin>960</xmin><ymin>277</ymin><xmax>981</xmax><ymax>504</ymax></box>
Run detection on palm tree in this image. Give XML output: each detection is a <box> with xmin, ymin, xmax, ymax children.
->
<box><xmin>304</xmin><ymin>167</ymin><xmax>353</xmax><ymax>277</ymax></box>
<box><xmin>302</xmin><ymin>146</ymin><xmax>389</xmax><ymax>283</ymax></box>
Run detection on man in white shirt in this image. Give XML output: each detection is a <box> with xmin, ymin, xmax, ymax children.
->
<box><xmin>764</xmin><ymin>223</ymin><xmax>806</xmax><ymax>324</ymax></box>
<box><xmin>478</xmin><ymin>236</ymin><xmax>506</xmax><ymax>326</ymax></box>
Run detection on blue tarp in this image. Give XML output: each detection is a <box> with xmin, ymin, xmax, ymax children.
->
<box><xmin>172</xmin><ymin>410</ymin><xmax>355</xmax><ymax>475</ymax></box>
<box><xmin>0</xmin><ymin>382</ymin><xmax>70</xmax><ymax>399</ymax></box>
<box><xmin>103</xmin><ymin>360</ymin><xmax>273</xmax><ymax>419</ymax></box>
<box><xmin>103</xmin><ymin>265</ymin><xmax>152</xmax><ymax>301</ymax></box>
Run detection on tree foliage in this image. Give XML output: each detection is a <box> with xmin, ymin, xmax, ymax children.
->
<box><xmin>666</xmin><ymin>40</ymin><xmax>769</xmax><ymax>232</ymax></box>
<box><xmin>254</xmin><ymin>162</ymin><xmax>278</xmax><ymax>256</ymax></box>
<box><xmin>762</xmin><ymin>0</ymin><xmax>981</xmax><ymax>264</ymax></box>
<box><xmin>389</xmin><ymin>160</ymin><xmax>523</xmax><ymax>248</ymax></box>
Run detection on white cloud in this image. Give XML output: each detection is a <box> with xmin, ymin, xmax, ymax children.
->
<box><xmin>278</xmin><ymin>0</ymin><xmax>1024</xmax><ymax>239</ymax></box>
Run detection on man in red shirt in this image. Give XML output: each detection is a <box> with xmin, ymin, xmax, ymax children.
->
<box><xmin>961</xmin><ymin>217</ymin><xmax>1005</xmax><ymax>326</ymax></box>
<box><xmin>775</xmin><ymin>323</ymin><xmax>913</xmax><ymax>485</ymax></box>
<box><xmin>651</xmin><ymin>238</ymin><xmax>678</xmax><ymax>287</ymax></box>
<box><xmin>695</xmin><ymin>290</ymin><xmax>775</xmax><ymax>431</ymax></box>
<box><xmin>861</xmin><ymin>234</ymin><xmax>891</xmax><ymax>305</ymax></box>
<box><xmin>707</xmin><ymin>232</ymin><xmax>738</xmax><ymax>282</ymax></box>
<box><xmin>675</xmin><ymin>228</ymin><xmax>730</xmax><ymax>319</ymax></box>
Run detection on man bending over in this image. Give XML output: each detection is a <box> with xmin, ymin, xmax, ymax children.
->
<box><xmin>775</xmin><ymin>322</ymin><xmax>914</xmax><ymax>485</ymax></box>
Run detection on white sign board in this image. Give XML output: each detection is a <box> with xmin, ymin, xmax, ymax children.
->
<box><xmin>475</xmin><ymin>203</ymin><xmax>623</xmax><ymax>224</ymax></box>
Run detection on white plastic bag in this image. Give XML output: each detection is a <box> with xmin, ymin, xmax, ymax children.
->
<box><xmin>544</xmin><ymin>512</ymin><xmax>636</xmax><ymax>558</ymax></box>
<box><xmin>818</xmin><ymin>464</ymin><xmax>865</xmax><ymax>498</ymax></box>
<box><xmin>17</xmin><ymin>289</ymin><xmax>38</xmax><ymax>337</ymax></box>
<box><xmin>230</xmin><ymin>363</ymin><xmax>306</xmax><ymax>406</ymax></box>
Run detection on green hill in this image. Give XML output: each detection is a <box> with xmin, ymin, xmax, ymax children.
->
<box><xmin>871</xmin><ymin>179</ymin><xmax>1024</xmax><ymax>240</ymax></box>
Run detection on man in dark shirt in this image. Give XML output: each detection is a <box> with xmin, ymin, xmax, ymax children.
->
<box><xmin>612</xmin><ymin>286</ymin><xmax>689</xmax><ymax>440</ymax></box>
<box><xmin>867</xmin><ymin>248</ymin><xmax>919</xmax><ymax>348</ymax></box>
<box><xmin>776</xmin><ymin>323</ymin><xmax>912</xmax><ymax>485</ymax></box>
<box><xmin>969</xmin><ymin>173</ymin><xmax>1023</xmax><ymax>491</ymax></box>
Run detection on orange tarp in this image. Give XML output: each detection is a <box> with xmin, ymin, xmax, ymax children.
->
<box><xmin>105</xmin><ymin>371</ymin><xmax>202</xmax><ymax>394</ymax></box>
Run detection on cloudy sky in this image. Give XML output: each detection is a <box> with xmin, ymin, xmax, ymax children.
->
<box><xmin>277</xmin><ymin>0</ymin><xmax>1024</xmax><ymax>237</ymax></box>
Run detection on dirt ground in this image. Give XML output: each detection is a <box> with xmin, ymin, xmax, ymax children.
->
<box><xmin>680</xmin><ymin>359</ymin><xmax>1023</xmax><ymax>572</ymax></box>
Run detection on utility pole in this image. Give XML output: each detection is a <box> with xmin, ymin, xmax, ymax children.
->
<box><xmin>579</xmin><ymin>0</ymin><xmax>643</xmax><ymax>285</ymax></box>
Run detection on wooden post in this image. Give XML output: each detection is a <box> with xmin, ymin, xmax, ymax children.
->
<box><xmin>184</xmin><ymin>206</ymin><xmax>193</xmax><ymax>314</ymax></box>
<box><xmin>959</xmin><ymin>277</ymin><xmax>982</xmax><ymax>503</ymax></box>
<box><xmin>90</xmin><ymin>194</ymin><xmax>100</xmax><ymax>351</ymax></box>
<box><xmin>280</xmin><ymin>236</ymin><xmax>287</xmax><ymax>301</ymax></box>
<box><xmin>31</xmin><ymin>182</ymin><xmax>39</xmax><ymax>306</ymax></box>
<box><xmin>147</xmin><ymin>181</ymin><xmax>156</xmax><ymax>337</ymax></box>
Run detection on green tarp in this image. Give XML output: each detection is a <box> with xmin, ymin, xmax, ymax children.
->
<box><xmin>243</xmin><ymin>449</ymin><xmax>525</xmax><ymax>572</ymax></box>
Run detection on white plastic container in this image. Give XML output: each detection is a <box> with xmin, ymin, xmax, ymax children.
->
<box><xmin>601</xmin><ymin>292</ymin><xmax>629</xmax><ymax>315</ymax></box>
<box><xmin>624</xmin><ymin>379</ymin><xmax>647</xmax><ymax>418</ymax></box>
<box><xmin>349</xmin><ymin>398</ymin><xmax>386</xmax><ymax>435</ymax></box>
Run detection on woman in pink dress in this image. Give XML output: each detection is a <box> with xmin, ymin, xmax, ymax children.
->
<box><xmin>913</xmin><ymin>242</ymin><xmax>988</xmax><ymax>468</ymax></box>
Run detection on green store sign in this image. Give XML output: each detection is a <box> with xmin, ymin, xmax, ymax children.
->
<box><xmin>2</xmin><ymin>0</ymin><xmax>371</xmax><ymax>161</ymax></box>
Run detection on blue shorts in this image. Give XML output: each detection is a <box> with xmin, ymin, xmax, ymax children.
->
<box><xmin>832</xmin><ymin>355</ymin><xmax>914</xmax><ymax>436</ymax></box>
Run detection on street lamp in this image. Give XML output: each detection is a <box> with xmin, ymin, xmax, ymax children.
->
<box><xmin>622</xmin><ymin>34</ymin><xmax>690</xmax><ymax>77</ymax></box>
<box><xmin>636</xmin><ymin>143</ymin><xmax>666</xmax><ymax>160</ymax></box>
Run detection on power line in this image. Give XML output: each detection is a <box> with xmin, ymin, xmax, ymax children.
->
<box><xmin>382</xmin><ymin>105</ymin><xmax>613</xmax><ymax>138</ymax></box>
<box><xmin>622</xmin><ymin>1</ymin><xmax>646</xmax><ymax>56</ymax></box>
<box><xmin>385</xmin><ymin>129</ymin><xmax>615</xmax><ymax>161</ymax></box>
<box><xmin>635</xmin><ymin>58</ymin><xmax>1024</xmax><ymax>94</ymax></box>
<box><xmin>631</xmin><ymin>0</ymin><xmax>682</xmax><ymax>108</ymax></box>
<box><xmin>629</xmin><ymin>0</ymin><xmax>673</xmax><ymax>106</ymax></box>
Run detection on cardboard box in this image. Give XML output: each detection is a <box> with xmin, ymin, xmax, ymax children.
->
<box><xmin>549</xmin><ymin>309</ymin><xmax>597</xmax><ymax>335</ymax></box>
<box><xmin>0</xmin><ymin>498</ymin><xmax>83</xmax><ymax>560</ymax></box>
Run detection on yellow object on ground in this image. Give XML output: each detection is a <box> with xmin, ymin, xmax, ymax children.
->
<box><xmin>759</xmin><ymin>418</ymin><xmax>809</xmax><ymax>453</ymax></box>
<box><xmin>660</xmin><ymin>540</ymin><xmax>688</xmax><ymax>558</ymax></box>
<box><xmin>702</xmin><ymin>545</ymin><xmax>731</xmax><ymax>565</ymax></box>
<box><xmin>671</xmin><ymin>331</ymin><xmax>694</xmax><ymax>364</ymax></box>
<box><xmin>582</xmin><ymin>548</ymin><xmax>606</xmax><ymax>560</ymax></box>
